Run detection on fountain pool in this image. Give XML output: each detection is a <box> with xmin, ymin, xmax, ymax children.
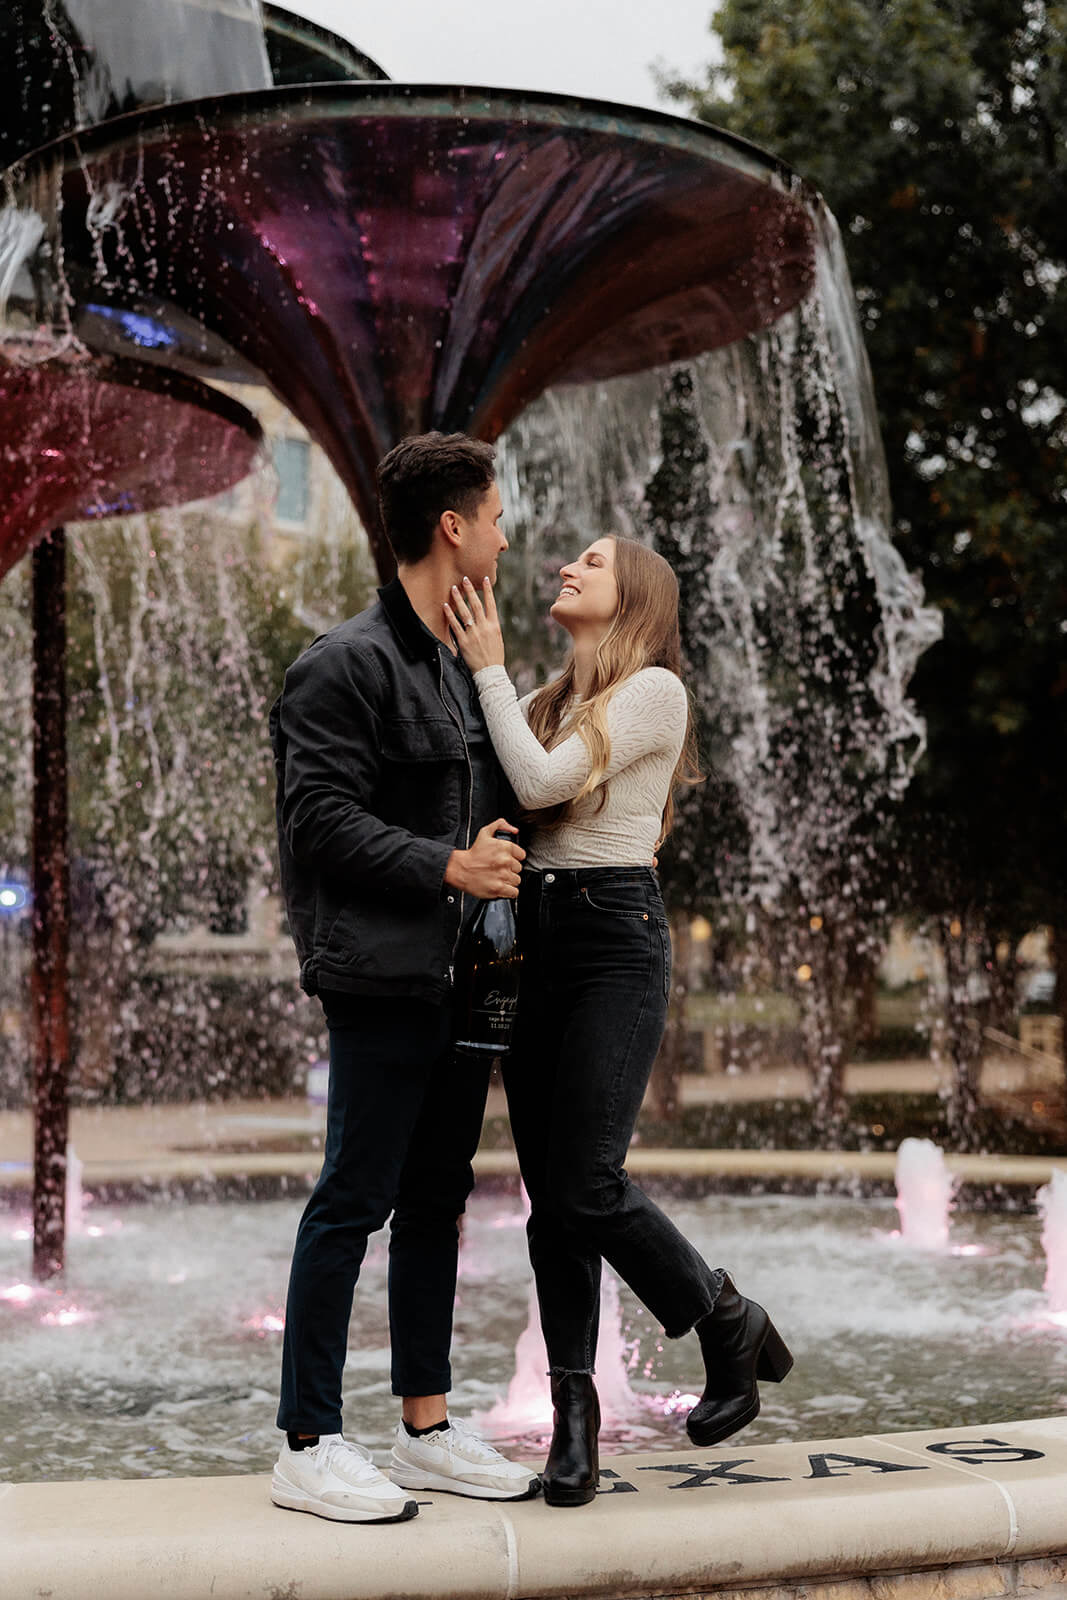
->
<box><xmin>2</xmin><ymin>1189</ymin><xmax>1065</xmax><ymax>1484</ymax></box>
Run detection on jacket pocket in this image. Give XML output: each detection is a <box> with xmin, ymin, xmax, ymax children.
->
<box><xmin>380</xmin><ymin>716</ymin><xmax>465</xmax><ymax>763</ymax></box>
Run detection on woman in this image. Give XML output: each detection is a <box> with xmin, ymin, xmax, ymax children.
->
<box><xmin>444</xmin><ymin>535</ymin><xmax>792</xmax><ymax>1508</ymax></box>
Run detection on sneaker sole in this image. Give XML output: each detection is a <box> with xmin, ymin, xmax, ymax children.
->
<box><xmin>271</xmin><ymin>1479</ymin><xmax>419</xmax><ymax>1524</ymax></box>
<box><xmin>389</xmin><ymin>1463</ymin><xmax>541</xmax><ymax>1502</ymax></box>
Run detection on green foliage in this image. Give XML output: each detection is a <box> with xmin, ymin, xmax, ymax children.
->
<box><xmin>667</xmin><ymin>0</ymin><xmax>1067</xmax><ymax>935</ymax></box>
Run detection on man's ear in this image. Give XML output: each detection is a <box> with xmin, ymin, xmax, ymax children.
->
<box><xmin>438</xmin><ymin>510</ymin><xmax>463</xmax><ymax>551</ymax></box>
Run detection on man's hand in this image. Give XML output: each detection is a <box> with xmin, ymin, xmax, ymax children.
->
<box><xmin>445</xmin><ymin>819</ymin><xmax>525</xmax><ymax>899</ymax></box>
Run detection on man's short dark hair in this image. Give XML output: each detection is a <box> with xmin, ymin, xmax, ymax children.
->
<box><xmin>376</xmin><ymin>432</ymin><xmax>497</xmax><ymax>565</ymax></box>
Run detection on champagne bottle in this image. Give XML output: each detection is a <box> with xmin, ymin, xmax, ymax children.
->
<box><xmin>453</xmin><ymin>890</ymin><xmax>521</xmax><ymax>1057</ymax></box>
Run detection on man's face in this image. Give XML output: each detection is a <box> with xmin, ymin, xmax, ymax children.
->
<box><xmin>456</xmin><ymin>482</ymin><xmax>507</xmax><ymax>586</ymax></box>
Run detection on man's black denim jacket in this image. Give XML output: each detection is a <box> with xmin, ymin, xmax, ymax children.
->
<box><xmin>269</xmin><ymin>577</ymin><xmax>513</xmax><ymax>1002</ymax></box>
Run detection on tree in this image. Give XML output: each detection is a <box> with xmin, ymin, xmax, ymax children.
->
<box><xmin>667</xmin><ymin>0</ymin><xmax>1067</xmax><ymax>1145</ymax></box>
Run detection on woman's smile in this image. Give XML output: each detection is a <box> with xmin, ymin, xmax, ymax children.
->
<box><xmin>550</xmin><ymin>538</ymin><xmax>618</xmax><ymax>632</ymax></box>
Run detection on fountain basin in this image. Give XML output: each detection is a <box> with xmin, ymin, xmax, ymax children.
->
<box><xmin>2</xmin><ymin>1190</ymin><xmax>1067</xmax><ymax>1483</ymax></box>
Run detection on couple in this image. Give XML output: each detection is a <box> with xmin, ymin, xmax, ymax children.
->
<box><xmin>268</xmin><ymin>431</ymin><xmax>791</xmax><ymax>1524</ymax></box>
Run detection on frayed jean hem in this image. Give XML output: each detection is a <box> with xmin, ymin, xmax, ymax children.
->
<box><xmin>662</xmin><ymin>1267</ymin><xmax>728</xmax><ymax>1340</ymax></box>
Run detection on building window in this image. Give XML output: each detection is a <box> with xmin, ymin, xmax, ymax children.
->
<box><xmin>214</xmin><ymin>483</ymin><xmax>244</xmax><ymax>516</ymax></box>
<box><xmin>274</xmin><ymin>436</ymin><xmax>311</xmax><ymax>525</ymax></box>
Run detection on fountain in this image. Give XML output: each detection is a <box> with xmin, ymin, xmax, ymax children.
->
<box><xmin>3</xmin><ymin>14</ymin><xmax>1060</xmax><ymax>1588</ymax></box>
<box><xmin>0</xmin><ymin>0</ymin><xmax>902</xmax><ymax>1288</ymax></box>
<box><xmin>472</xmin><ymin>1197</ymin><xmax>650</xmax><ymax>1441</ymax></box>
<box><xmin>1038</xmin><ymin>1169</ymin><xmax>1067</xmax><ymax>1321</ymax></box>
<box><xmin>894</xmin><ymin>1137</ymin><xmax>956</xmax><ymax>1251</ymax></box>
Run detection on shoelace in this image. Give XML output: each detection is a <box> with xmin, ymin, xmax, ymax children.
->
<box><xmin>315</xmin><ymin>1435</ymin><xmax>379</xmax><ymax>1481</ymax></box>
<box><xmin>445</xmin><ymin>1418</ymin><xmax>507</xmax><ymax>1463</ymax></box>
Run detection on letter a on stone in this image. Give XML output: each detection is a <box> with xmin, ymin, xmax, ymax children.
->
<box><xmin>805</xmin><ymin>1453</ymin><xmax>928</xmax><ymax>1479</ymax></box>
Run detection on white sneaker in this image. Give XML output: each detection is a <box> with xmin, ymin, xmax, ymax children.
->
<box><xmin>389</xmin><ymin>1418</ymin><xmax>541</xmax><ymax>1501</ymax></box>
<box><xmin>271</xmin><ymin>1434</ymin><xmax>418</xmax><ymax>1523</ymax></box>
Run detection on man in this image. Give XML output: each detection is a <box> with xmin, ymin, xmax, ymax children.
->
<box><xmin>268</xmin><ymin>432</ymin><xmax>535</xmax><ymax>1523</ymax></box>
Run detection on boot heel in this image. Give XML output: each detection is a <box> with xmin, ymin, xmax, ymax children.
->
<box><xmin>756</xmin><ymin>1323</ymin><xmax>793</xmax><ymax>1383</ymax></box>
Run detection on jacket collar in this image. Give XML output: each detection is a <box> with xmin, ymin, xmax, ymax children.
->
<box><xmin>377</xmin><ymin>576</ymin><xmax>442</xmax><ymax>664</ymax></box>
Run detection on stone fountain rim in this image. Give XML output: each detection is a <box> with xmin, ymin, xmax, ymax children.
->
<box><xmin>3</xmin><ymin>1420</ymin><xmax>1067</xmax><ymax>1600</ymax></box>
<box><xmin>1</xmin><ymin>78</ymin><xmax>815</xmax><ymax>204</ymax></box>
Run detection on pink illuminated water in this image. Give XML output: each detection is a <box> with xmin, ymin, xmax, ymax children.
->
<box><xmin>893</xmin><ymin>1138</ymin><xmax>956</xmax><ymax>1250</ymax></box>
<box><xmin>1</xmin><ymin>1279</ymin><xmax>94</xmax><ymax>1327</ymax></box>
<box><xmin>1</xmin><ymin>1282</ymin><xmax>36</xmax><ymax>1304</ymax></box>
<box><xmin>244</xmin><ymin>1310</ymin><xmax>285</xmax><ymax>1336</ymax></box>
<box><xmin>476</xmin><ymin>1275</ymin><xmax>649</xmax><ymax>1440</ymax></box>
<box><xmin>39</xmin><ymin>1305</ymin><xmax>92</xmax><ymax>1327</ymax></box>
<box><xmin>1038</xmin><ymin>1170</ymin><xmax>1067</xmax><ymax>1318</ymax></box>
<box><xmin>469</xmin><ymin>1195</ymin><xmax>671</xmax><ymax>1442</ymax></box>
<box><xmin>8</xmin><ymin>1146</ymin><xmax>119</xmax><ymax>1250</ymax></box>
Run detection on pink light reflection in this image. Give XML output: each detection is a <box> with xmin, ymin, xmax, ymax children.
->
<box><xmin>40</xmin><ymin>1305</ymin><xmax>92</xmax><ymax>1327</ymax></box>
<box><xmin>885</xmin><ymin>1230</ymin><xmax>991</xmax><ymax>1257</ymax></box>
<box><xmin>660</xmin><ymin>1390</ymin><xmax>701</xmax><ymax>1418</ymax></box>
<box><xmin>1</xmin><ymin>1282</ymin><xmax>36</xmax><ymax>1304</ymax></box>
<box><xmin>1016</xmin><ymin>1309</ymin><xmax>1067</xmax><ymax>1332</ymax></box>
<box><xmin>244</xmin><ymin>1310</ymin><xmax>285</xmax><ymax>1335</ymax></box>
<box><xmin>487</xmin><ymin>1211</ymin><xmax>526</xmax><ymax>1230</ymax></box>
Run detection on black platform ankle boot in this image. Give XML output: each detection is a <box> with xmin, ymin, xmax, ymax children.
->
<box><xmin>686</xmin><ymin>1273</ymin><xmax>793</xmax><ymax>1447</ymax></box>
<box><xmin>543</xmin><ymin>1372</ymin><xmax>600</xmax><ymax>1507</ymax></box>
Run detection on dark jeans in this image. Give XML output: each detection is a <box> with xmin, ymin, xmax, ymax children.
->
<box><xmin>277</xmin><ymin>991</ymin><xmax>491</xmax><ymax>1435</ymax></box>
<box><xmin>503</xmin><ymin>867</ymin><xmax>724</xmax><ymax>1373</ymax></box>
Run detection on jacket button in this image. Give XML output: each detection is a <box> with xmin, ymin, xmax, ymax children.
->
<box><xmin>447</xmin><ymin>894</ymin><xmax>456</xmax><ymax>905</ymax></box>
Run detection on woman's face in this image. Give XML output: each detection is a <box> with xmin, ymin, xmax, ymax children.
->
<box><xmin>550</xmin><ymin>538</ymin><xmax>619</xmax><ymax>634</ymax></box>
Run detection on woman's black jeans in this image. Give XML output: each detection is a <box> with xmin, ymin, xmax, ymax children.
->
<box><xmin>277</xmin><ymin>990</ymin><xmax>491</xmax><ymax>1436</ymax></box>
<box><xmin>503</xmin><ymin>867</ymin><xmax>724</xmax><ymax>1374</ymax></box>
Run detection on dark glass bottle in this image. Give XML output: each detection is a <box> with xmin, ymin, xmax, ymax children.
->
<box><xmin>453</xmin><ymin>893</ymin><xmax>521</xmax><ymax>1056</ymax></box>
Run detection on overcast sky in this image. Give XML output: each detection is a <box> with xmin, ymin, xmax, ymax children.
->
<box><xmin>285</xmin><ymin>1</ymin><xmax>719</xmax><ymax>114</ymax></box>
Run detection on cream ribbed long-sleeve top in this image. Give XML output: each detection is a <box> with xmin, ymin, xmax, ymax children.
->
<box><xmin>472</xmin><ymin>664</ymin><xmax>688</xmax><ymax>868</ymax></box>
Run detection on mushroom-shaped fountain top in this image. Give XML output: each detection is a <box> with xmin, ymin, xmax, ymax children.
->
<box><xmin>2</xmin><ymin>82</ymin><xmax>816</xmax><ymax>576</ymax></box>
<box><xmin>0</xmin><ymin>355</ymin><xmax>263</xmax><ymax>579</ymax></box>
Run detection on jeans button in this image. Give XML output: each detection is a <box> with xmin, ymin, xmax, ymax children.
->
<box><xmin>544</xmin><ymin>873</ymin><xmax>555</xmax><ymax>883</ymax></box>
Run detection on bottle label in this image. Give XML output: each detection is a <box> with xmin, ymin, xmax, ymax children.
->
<box><xmin>482</xmin><ymin>990</ymin><xmax>518</xmax><ymax>1013</ymax></box>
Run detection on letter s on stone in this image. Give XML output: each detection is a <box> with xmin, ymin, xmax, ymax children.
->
<box><xmin>926</xmin><ymin>1438</ymin><xmax>1045</xmax><ymax>1465</ymax></box>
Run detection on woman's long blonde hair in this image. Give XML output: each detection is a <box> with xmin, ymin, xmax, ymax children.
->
<box><xmin>524</xmin><ymin>536</ymin><xmax>702</xmax><ymax>838</ymax></box>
